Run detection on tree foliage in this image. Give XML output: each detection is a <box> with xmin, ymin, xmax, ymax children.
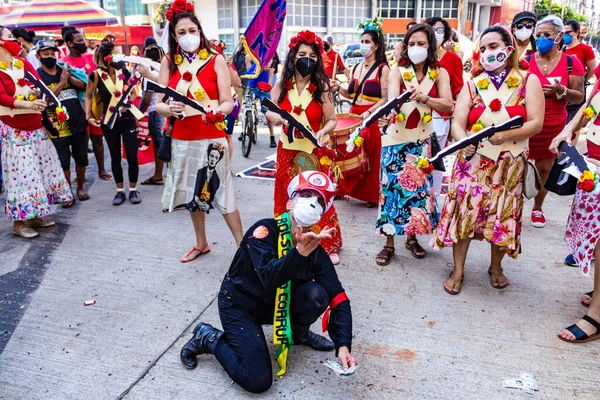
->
<box><xmin>534</xmin><ymin>0</ymin><xmax>588</xmax><ymax>23</ymax></box>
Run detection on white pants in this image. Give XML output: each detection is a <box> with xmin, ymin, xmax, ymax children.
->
<box><xmin>432</xmin><ymin>112</ymin><xmax>450</xmax><ymax>197</ymax></box>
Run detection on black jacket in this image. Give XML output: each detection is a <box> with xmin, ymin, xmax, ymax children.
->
<box><xmin>221</xmin><ymin>218</ymin><xmax>352</xmax><ymax>352</ymax></box>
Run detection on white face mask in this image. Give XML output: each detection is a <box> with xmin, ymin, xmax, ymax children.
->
<box><xmin>514</xmin><ymin>27</ymin><xmax>533</xmax><ymax>42</ymax></box>
<box><xmin>435</xmin><ymin>32</ymin><xmax>445</xmax><ymax>46</ymax></box>
<box><xmin>360</xmin><ymin>43</ymin><xmax>373</xmax><ymax>57</ymax></box>
<box><xmin>407</xmin><ymin>46</ymin><xmax>428</xmax><ymax>65</ymax></box>
<box><xmin>178</xmin><ymin>33</ymin><xmax>201</xmax><ymax>53</ymax></box>
<box><xmin>292</xmin><ymin>196</ymin><xmax>323</xmax><ymax>228</ymax></box>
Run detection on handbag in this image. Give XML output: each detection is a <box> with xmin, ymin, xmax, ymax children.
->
<box><xmin>522</xmin><ymin>157</ymin><xmax>542</xmax><ymax>199</ymax></box>
<box><xmin>429</xmin><ymin>133</ymin><xmax>445</xmax><ymax>172</ymax></box>
<box><xmin>157</xmin><ymin>117</ymin><xmax>176</xmax><ymax>163</ymax></box>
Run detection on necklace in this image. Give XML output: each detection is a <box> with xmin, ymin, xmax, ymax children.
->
<box><xmin>537</xmin><ymin>51</ymin><xmax>559</xmax><ymax>73</ymax></box>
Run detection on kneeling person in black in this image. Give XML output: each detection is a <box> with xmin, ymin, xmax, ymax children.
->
<box><xmin>180</xmin><ymin>171</ymin><xmax>357</xmax><ymax>393</ymax></box>
<box><xmin>37</xmin><ymin>40</ymin><xmax>89</xmax><ymax>206</ymax></box>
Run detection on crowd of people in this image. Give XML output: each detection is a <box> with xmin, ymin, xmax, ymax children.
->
<box><xmin>1</xmin><ymin>0</ymin><xmax>600</xmax><ymax>392</ymax></box>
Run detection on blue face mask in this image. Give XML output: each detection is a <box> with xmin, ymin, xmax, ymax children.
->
<box><xmin>536</xmin><ymin>36</ymin><xmax>558</xmax><ymax>54</ymax></box>
<box><xmin>563</xmin><ymin>34</ymin><xmax>573</xmax><ymax>45</ymax></box>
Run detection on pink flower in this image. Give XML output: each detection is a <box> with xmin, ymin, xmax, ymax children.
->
<box><xmin>109</xmin><ymin>106</ymin><xmax>116</xmax><ymax>113</ymax></box>
<box><xmin>402</xmin><ymin>162</ymin><xmax>426</xmax><ymax>187</ymax></box>
<box><xmin>407</xmin><ymin>208</ymin><xmax>433</xmax><ymax>235</ymax></box>
<box><xmin>118</xmin><ymin>73</ymin><xmax>125</xmax><ymax>80</ymax></box>
<box><xmin>493</xmin><ymin>223</ymin><xmax>512</xmax><ymax>243</ymax></box>
<box><xmin>101</xmin><ymin>73</ymin><xmax>108</xmax><ymax>80</ymax></box>
<box><xmin>114</xmin><ymin>91</ymin><xmax>122</xmax><ymax>98</ymax></box>
<box><xmin>455</xmin><ymin>160</ymin><xmax>472</xmax><ymax>180</ymax></box>
<box><xmin>398</xmin><ymin>172</ymin><xmax>418</xmax><ymax>191</ymax></box>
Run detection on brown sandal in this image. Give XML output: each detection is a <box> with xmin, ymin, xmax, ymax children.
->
<box><xmin>405</xmin><ymin>239</ymin><xmax>426</xmax><ymax>259</ymax></box>
<box><xmin>376</xmin><ymin>246</ymin><xmax>395</xmax><ymax>266</ymax></box>
<box><xmin>444</xmin><ymin>271</ymin><xmax>464</xmax><ymax>295</ymax></box>
<box><xmin>488</xmin><ymin>267</ymin><xmax>509</xmax><ymax>289</ymax></box>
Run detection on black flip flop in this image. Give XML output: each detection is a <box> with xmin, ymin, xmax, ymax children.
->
<box><xmin>582</xmin><ymin>291</ymin><xmax>594</xmax><ymax>307</ymax></box>
<box><xmin>141</xmin><ymin>177</ymin><xmax>164</xmax><ymax>185</ymax></box>
<box><xmin>559</xmin><ymin>315</ymin><xmax>600</xmax><ymax>343</ymax></box>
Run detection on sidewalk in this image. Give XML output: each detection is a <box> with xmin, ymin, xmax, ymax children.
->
<box><xmin>0</xmin><ymin>137</ymin><xmax>599</xmax><ymax>399</ymax></box>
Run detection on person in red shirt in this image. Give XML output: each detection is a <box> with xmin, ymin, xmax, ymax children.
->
<box><xmin>322</xmin><ymin>36</ymin><xmax>349</xmax><ymax>80</ymax></box>
<box><xmin>564</xmin><ymin>20</ymin><xmax>596</xmax><ymax>122</ymax></box>
<box><xmin>0</xmin><ymin>25</ymin><xmax>72</xmax><ymax>238</ymax></box>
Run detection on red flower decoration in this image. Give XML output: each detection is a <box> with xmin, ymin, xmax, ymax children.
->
<box><xmin>580</xmin><ymin>179</ymin><xmax>595</xmax><ymax>192</ymax></box>
<box><xmin>288</xmin><ymin>30</ymin><xmax>324</xmax><ymax>53</ymax></box>
<box><xmin>292</xmin><ymin>105</ymin><xmax>303</xmax><ymax>115</ymax></box>
<box><xmin>257</xmin><ymin>81</ymin><xmax>272</xmax><ymax>92</ymax></box>
<box><xmin>118</xmin><ymin>73</ymin><xmax>125</xmax><ymax>80</ymax></box>
<box><xmin>101</xmin><ymin>73</ymin><xmax>108</xmax><ymax>80</ymax></box>
<box><xmin>398</xmin><ymin>58</ymin><xmax>408</xmax><ymax>66</ymax></box>
<box><xmin>489</xmin><ymin>98</ymin><xmax>502</xmax><ymax>112</ymax></box>
<box><xmin>205</xmin><ymin>111</ymin><xmax>217</xmax><ymax>124</ymax></box>
<box><xmin>215</xmin><ymin>112</ymin><xmax>225</xmax><ymax>122</ymax></box>
<box><xmin>165</xmin><ymin>10</ymin><xmax>174</xmax><ymax>21</ymax></box>
<box><xmin>519</xmin><ymin>58</ymin><xmax>530</xmax><ymax>70</ymax></box>
<box><xmin>56</xmin><ymin>111</ymin><xmax>67</xmax><ymax>123</ymax></box>
<box><xmin>307</xmin><ymin>83</ymin><xmax>317</xmax><ymax>93</ymax></box>
<box><xmin>17</xmin><ymin>78</ymin><xmax>27</xmax><ymax>87</ymax></box>
<box><xmin>182</xmin><ymin>71</ymin><xmax>193</xmax><ymax>81</ymax></box>
<box><xmin>284</xmin><ymin>81</ymin><xmax>293</xmax><ymax>90</ymax></box>
<box><xmin>109</xmin><ymin>106</ymin><xmax>116</xmax><ymax>113</ymax></box>
<box><xmin>114</xmin><ymin>90</ymin><xmax>122</xmax><ymax>99</ymax></box>
<box><xmin>104</xmin><ymin>54</ymin><xmax>113</xmax><ymax>64</ymax></box>
<box><xmin>166</xmin><ymin>0</ymin><xmax>194</xmax><ymax>21</ymax></box>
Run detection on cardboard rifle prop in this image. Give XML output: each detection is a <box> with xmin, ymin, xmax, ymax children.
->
<box><xmin>24</xmin><ymin>71</ymin><xmax>62</xmax><ymax>107</ymax></box>
<box><xmin>142</xmin><ymin>79</ymin><xmax>207</xmax><ymax>119</ymax></box>
<box><xmin>261</xmin><ymin>98</ymin><xmax>321</xmax><ymax>148</ymax></box>
<box><xmin>104</xmin><ymin>83</ymin><xmax>139</xmax><ymax>129</ymax></box>
<box><xmin>545</xmin><ymin>141</ymin><xmax>590</xmax><ymax>196</ymax></box>
<box><xmin>113</xmin><ymin>54</ymin><xmax>161</xmax><ymax>71</ymax></box>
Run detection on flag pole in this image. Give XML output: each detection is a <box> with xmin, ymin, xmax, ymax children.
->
<box><xmin>118</xmin><ymin>0</ymin><xmax>129</xmax><ymax>54</ymax></box>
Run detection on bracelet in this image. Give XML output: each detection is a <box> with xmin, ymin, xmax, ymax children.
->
<box><xmin>556</xmin><ymin>85</ymin><xmax>568</xmax><ymax>99</ymax></box>
<box><xmin>423</xmin><ymin>95</ymin><xmax>431</xmax><ymax>104</ymax></box>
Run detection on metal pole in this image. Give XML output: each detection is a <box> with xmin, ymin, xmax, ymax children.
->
<box><xmin>118</xmin><ymin>0</ymin><xmax>129</xmax><ymax>54</ymax></box>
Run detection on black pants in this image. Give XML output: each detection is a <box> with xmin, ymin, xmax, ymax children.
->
<box><xmin>215</xmin><ymin>281</ymin><xmax>329</xmax><ymax>393</ymax></box>
<box><xmin>101</xmin><ymin>118</ymin><xmax>139</xmax><ymax>185</ymax></box>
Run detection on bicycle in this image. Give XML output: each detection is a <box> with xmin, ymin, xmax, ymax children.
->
<box><xmin>332</xmin><ymin>78</ymin><xmax>351</xmax><ymax>114</ymax></box>
<box><xmin>240</xmin><ymin>87</ymin><xmax>260</xmax><ymax>157</ymax></box>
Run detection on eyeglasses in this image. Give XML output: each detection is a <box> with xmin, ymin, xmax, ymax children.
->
<box><xmin>515</xmin><ymin>22</ymin><xmax>535</xmax><ymax>30</ymax></box>
<box><xmin>564</xmin><ymin>30</ymin><xmax>574</xmax><ymax>35</ymax></box>
<box><xmin>433</xmin><ymin>27</ymin><xmax>445</xmax><ymax>34</ymax></box>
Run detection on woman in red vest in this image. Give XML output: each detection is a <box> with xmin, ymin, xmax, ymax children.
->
<box><xmin>155</xmin><ymin>0</ymin><xmax>243</xmax><ymax>262</ymax></box>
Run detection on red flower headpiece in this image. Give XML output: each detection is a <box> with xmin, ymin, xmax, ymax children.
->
<box><xmin>165</xmin><ymin>0</ymin><xmax>195</xmax><ymax>22</ymax></box>
<box><xmin>289</xmin><ymin>30</ymin><xmax>324</xmax><ymax>53</ymax></box>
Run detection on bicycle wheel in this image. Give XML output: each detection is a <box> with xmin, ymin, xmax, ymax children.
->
<box><xmin>252</xmin><ymin>109</ymin><xmax>259</xmax><ymax>144</ymax></box>
<box><xmin>241</xmin><ymin>111</ymin><xmax>253</xmax><ymax>158</ymax></box>
<box><xmin>338</xmin><ymin>99</ymin><xmax>351</xmax><ymax>113</ymax></box>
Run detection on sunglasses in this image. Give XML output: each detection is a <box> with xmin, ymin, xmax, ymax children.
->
<box><xmin>433</xmin><ymin>27</ymin><xmax>445</xmax><ymax>34</ymax></box>
<box><xmin>515</xmin><ymin>22</ymin><xmax>535</xmax><ymax>30</ymax></box>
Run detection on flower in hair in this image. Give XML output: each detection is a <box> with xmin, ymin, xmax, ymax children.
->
<box><xmin>358</xmin><ymin>17</ymin><xmax>383</xmax><ymax>35</ymax></box>
<box><xmin>288</xmin><ymin>30</ymin><xmax>324</xmax><ymax>53</ymax></box>
<box><xmin>166</xmin><ymin>0</ymin><xmax>195</xmax><ymax>22</ymax></box>
<box><xmin>284</xmin><ymin>80</ymin><xmax>294</xmax><ymax>90</ymax></box>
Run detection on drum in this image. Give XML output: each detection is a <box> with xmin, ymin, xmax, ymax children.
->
<box><xmin>330</xmin><ymin>113</ymin><xmax>366</xmax><ymax>179</ymax></box>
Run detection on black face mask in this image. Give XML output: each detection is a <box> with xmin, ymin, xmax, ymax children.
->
<box><xmin>295</xmin><ymin>57</ymin><xmax>317</xmax><ymax>78</ymax></box>
<box><xmin>40</xmin><ymin>57</ymin><xmax>57</xmax><ymax>69</ymax></box>
<box><xmin>72</xmin><ymin>42</ymin><xmax>87</xmax><ymax>54</ymax></box>
<box><xmin>323</xmin><ymin>42</ymin><xmax>331</xmax><ymax>52</ymax></box>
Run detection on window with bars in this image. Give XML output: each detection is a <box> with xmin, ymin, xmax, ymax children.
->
<box><xmin>332</xmin><ymin>0</ymin><xmax>372</xmax><ymax>29</ymax></box>
<box><xmin>287</xmin><ymin>0</ymin><xmax>327</xmax><ymax>27</ymax></box>
<box><xmin>219</xmin><ymin>34</ymin><xmax>235</xmax><ymax>56</ymax></box>
<box><xmin>240</xmin><ymin>0</ymin><xmax>263</xmax><ymax>29</ymax></box>
<box><xmin>421</xmin><ymin>0</ymin><xmax>459</xmax><ymax>19</ymax></box>
<box><xmin>217</xmin><ymin>0</ymin><xmax>234</xmax><ymax>29</ymax></box>
<box><xmin>377</xmin><ymin>0</ymin><xmax>415</xmax><ymax>19</ymax></box>
<box><xmin>466</xmin><ymin>2</ymin><xmax>475</xmax><ymax>22</ymax></box>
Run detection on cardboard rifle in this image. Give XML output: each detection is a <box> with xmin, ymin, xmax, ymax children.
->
<box><xmin>261</xmin><ymin>98</ymin><xmax>321</xmax><ymax>148</ymax></box>
<box><xmin>24</xmin><ymin>71</ymin><xmax>62</xmax><ymax>107</ymax></box>
<box><xmin>142</xmin><ymin>79</ymin><xmax>207</xmax><ymax>118</ymax></box>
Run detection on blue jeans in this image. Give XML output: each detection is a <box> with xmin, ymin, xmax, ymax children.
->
<box><xmin>148</xmin><ymin>111</ymin><xmax>165</xmax><ymax>150</ymax></box>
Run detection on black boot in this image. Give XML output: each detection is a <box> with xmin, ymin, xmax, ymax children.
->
<box><xmin>292</xmin><ymin>328</ymin><xmax>334</xmax><ymax>352</ymax></box>
<box><xmin>270</xmin><ymin>136</ymin><xmax>277</xmax><ymax>148</ymax></box>
<box><xmin>180</xmin><ymin>323</ymin><xmax>223</xmax><ymax>369</ymax></box>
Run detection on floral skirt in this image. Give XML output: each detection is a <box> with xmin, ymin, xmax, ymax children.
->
<box><xmin>431</xmin><ymin>152</ymin><xmax>525</xmax><ymax>258</ymax></box>
<box><xmin>274</xmin><ymin>142</ymin><xmax>342</xmax><ymax>254</ymax></box>
<box><xmin>162</xmin><ymin>137</ymin><xmax>237</xmax><ymax>215</ymax></box>
<box><xmin>0</xmin><ymin>123</ymin><xmax>72</xmax><ymax>221</ymax></box>
<box><xmin>565</xmin><ymin>188</ymin><xmax>600</xmax><ymax>277</ymax></box>
<box><xmin>376</xmin><ymin>140</ymin><xmax>439</xmax><ymax>236</ymax></box>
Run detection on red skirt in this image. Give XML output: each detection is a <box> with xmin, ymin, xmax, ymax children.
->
<box><xmin>274</xmin><ymin>141</ymin><xmax>343</xmax><ymax>254</ymax></box>
<box><xmin>339</xmin><ymin>104</ymin><xmax>381</xmax><ymax>203</ymax></box>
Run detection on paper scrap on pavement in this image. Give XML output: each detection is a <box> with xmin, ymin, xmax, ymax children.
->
<box><xmin>502</xmin><ymin>372</ymin><xmax>538</xmax><ymax>395</ymax></box>
<box><xmin>324</xmin><ymin>360</ymin><xmax>358</xmax><ymax>378</ymax></box>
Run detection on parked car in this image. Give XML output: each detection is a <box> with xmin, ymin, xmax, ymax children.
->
<box><xmin>342</xmin><ymin>43</ymin><xmax>363</xmax><ymax>67</ymax></box>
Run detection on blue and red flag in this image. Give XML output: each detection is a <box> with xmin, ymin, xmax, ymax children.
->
<box><xmin>240</xmin><ymin>0</ymin><xmax>286</xmax><ymax>79</ymax></box>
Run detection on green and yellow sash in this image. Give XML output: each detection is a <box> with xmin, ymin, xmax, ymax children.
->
<box><xmin>273</xmin><ymin>212</ymin><xmax>294</xmax><ymax>376</ymax></box>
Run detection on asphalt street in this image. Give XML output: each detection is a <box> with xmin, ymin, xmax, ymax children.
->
<box><xmin>0</xmin><ymin>126</ymin><xmax>599</xmax><ymax>399</ymax></box>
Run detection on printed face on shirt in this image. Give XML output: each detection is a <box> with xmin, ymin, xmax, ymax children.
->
<box><xmin>208</xmin><ymin>149</ymin><xmax>221</xmax><ymax>169</ymax></box>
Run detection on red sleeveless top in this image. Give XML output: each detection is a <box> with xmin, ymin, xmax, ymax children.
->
<box><xmin>400</xmin><ymin>73</ymin><xmax>440</xmax><ymax>130</ymax></box>
<box><xmin>278</xmin><ymin>92</ymin><xmax>323</xmax><ymax>134</ymax></box>
<box><xmin>167</xmin><ymin>55</ymin><xmax>225</xmax><ymax>141</ymax></box>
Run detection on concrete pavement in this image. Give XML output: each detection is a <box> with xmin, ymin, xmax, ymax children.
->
<box><xmin>0</xmin><ymin>128</ymin><xmax>599</xmax><ymax>399</ymax></box>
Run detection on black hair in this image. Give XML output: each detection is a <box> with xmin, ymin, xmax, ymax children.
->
<box><xmin>167</xmin><ymin>12</ymin><xmax>212</xmax><ymax>75</ymax></box>
<box><xmin>12</xmin><ymin>27</ymin><xmax>35</xmax><ymax>43</ymax></box>
<box><xmin>564</xmin><ymin>20</ymin><xmax>581</xmax><ymax>33</ymax></box>
<box><xmin>406</xmin><ymin>21</ymin><xmax>417</xmax><ymax>31</ymax></box>
<box><xmin>61</xmin><ymin>25</ymin><xmax>76</xmax><ymax>39</ymax></box>
<box><xmin>207</xmin><ymin>143</ymin><xmax>225</xmax><ymax>162</ymax></box>
<box><xmin>362</xmin><ymin>30</ymin><xmax>387</xmax><ymax>66</ymax></box>
<box><xmin>144</xmin><ymin>36</ymin><xmax>157</xmax><ymax>48</ymax></box>
<box><xmin>271</xmin><ymin>52</ymin><xmax>280</xmax><ymax>74</ymax></box>
<box><xmin>277</xmin><ymin>40</ymin><xmax>330</xmax><ymax>105</ymax></box>
<box><xmin>94</xmin><ymin>41</ymin><xmax>116</xmax><ymax>70</ymax></box>
<box><xmin>64</xmin><ymin>30</ymin><xmax>81</xmax><ymax>45</ymax></box>
<box><xmin>400</xmin><ymin>24</ymin><xmax>438</xmax><ymax>71</ymax></box>
<box><xmin>451</xmin><ymin>30</ymin><xmax>459</xmax><ymax>43</ymax></box>
<box><xmin>144</xmin><ymin>44</ymin><xmax>165</xmax><ymax>62</ymax></box>
<box><xmin>425</xmin><ymin>16</ymin><xmax>451</xmax><ymax>45</ymax></box>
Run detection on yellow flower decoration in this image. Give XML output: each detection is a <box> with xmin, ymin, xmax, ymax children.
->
<box><xmin>471</xmin><ymin>121</ymin><xmax>484</xmax><ymax>132</ymax></box>
<box><xmin>416</xmin><ymin>158</ymin><xmax>430</xmax><ymax>169</ymax></box>
<box><xmin>477</xmin><ymin>78</ymin><xmax>490</xmax><ymax>90</ymax></box>
<box><xmin>15</xmin><ymin>95</ymin><xmax>25</xmax><ymax>100</ymax></box>
<box><xmin>402</xmin><ymin>71</ymin><xmax>414</xmax><ymax>82</ymax></box>
<box><xmin>0</xmin><ymin>61</ymin><xmax>7</xmax><ymax>70</ymax></box>
<box><xmin>199</xmin><ymin>49</ymin><xmax>209</xmax><ymax>60</ymax></box>
<box><xmin>422</xmin><ymin>113</ymin><xmax>432</xmax><ymax>124</ymax></box>
<box><xmin>428</xmin><ymin>69</ymin><xmax>438</xmax><ymax>81</ymax></box>
<box><xmin>174</xmin><ymin>54</ymin><xmax>183</xmax><ymax>65</ymax></box>
<box><xmin>580</xmin><ymin>170</ymin><xmax>596</xmax><ymax>182</ymax></box>
<box><xmin>215</xmin><ymin>121</ymin><xmax>227</xmax><ymax>131</ymax></box>
<box><xmin>194</xmin><ymin>89</ymin><xmax>205</xmax><ymax>101</ymax></box>
<box><xmin>506</xmin><ymin>75</ymin><xmax>520</xmax><ymax>89</ymax></box>
<box><xmin>319</xmin><ymin>156</ymin><xmax>332</xmax><ymax>166</ymax></box>
<box><xmin>583</xmin><ymin>106</ymin><xmax>596</xmax><ymax>120</ymax></box>
<box><xmin>354</xmin><ymin>136</ymin><xmax>364</xmax><ymax>147</ymax></box>
<box><xmin>395</xmin><ymin>112</ymin><xmax>405</xmax><ymax>123</ymax></box>
<box><xmin>14</xmin><ymin>59</ymin><xmax>24</xmax><ymax>69</ymax></box>
<box><xmin>28</xmin><ymin>94</ymin><xmax>37</xmax><ymax>102</ymax></box>
<box><xmin>48</xmin><ymin>83</ymin><xmax>57</xmax><ymax>89</ymax></box>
